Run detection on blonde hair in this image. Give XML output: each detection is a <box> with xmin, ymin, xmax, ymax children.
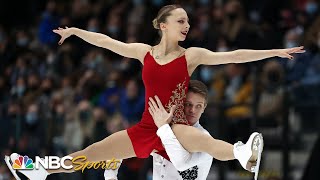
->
<box><xmin>152</xmin><ymin>4</ymin><xmax>182</xmax><ymax>30</ymax></box>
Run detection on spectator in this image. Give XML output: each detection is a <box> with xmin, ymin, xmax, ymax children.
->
<box><xmin>38</xmin><ymin>1</ymin><xmax>60</xmax><ymax>46</ymax></box>
<box><xmin>119</xmin><ymin>79</ymin><xmax>145</xmax><ymax>125</ymax></box>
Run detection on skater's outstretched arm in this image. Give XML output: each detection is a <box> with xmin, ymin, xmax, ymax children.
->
<box><xmin>53</xmin><ymin>27</ymin><xmax>150</xmax><ymax>62</ymax></box>
<box><xmin>186</xmin><ymin>46</ymin><xmax>305</xmax><ymax>66</ymax></box>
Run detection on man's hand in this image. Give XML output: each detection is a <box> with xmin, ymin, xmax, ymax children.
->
<box><xmin>148</xmin><ymin>96</ymin><xmax>176</xmax><ymax>128</ymax></box>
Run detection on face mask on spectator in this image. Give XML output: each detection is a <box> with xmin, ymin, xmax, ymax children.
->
<box><xmin>305</xmin><ymin>2</ymin><xmax>318</xmax><ymax>15</ymax></box>
<box><xmin>227</xmin><ymin>12</ymin><xmax>238</xmax><ymax>20</ymax></box>
<box><xmin>217</xmin><ymin>47</ymin><xmax>228</xmax><ymax>52</ymax></box>
<box><xmin>16</xmin><ymin>37</ymin><xmax>29</xmax><ymax>47</ymax></box>
<box><xmin>107</xmin><ymin>80</ymin><xmax>116</xmax><ymax>87</ymax></box>
<box><xmin>199</xmin><ymin>0</ymin><xmax>209</xmax><ymax>5</ymax></box>
<box><xmin>200</xmin><ymin>21</ymin><xmax>208</xmax><ymax>31</ymax></box>
<box><xmin>250</xmin><ymin>11</ymin><xmax>261</xmax><ymax>23</ymax></box>
<box><xmin>29</xmin><ymin>83</ymin><xmax>39</xmax><ymax>91</ymax></box>
<box><xmin>79</xmin><ymin>110</ymin><xmax>90</xmax><ymax>122</ymax></box>
<box><xmin>200</xmin><ymin>67</ymin><xmax>212</xmax><ymax>83</ymax></box>
<box><xmin>89</xmin><ymin>54</ymin><xmax>103</xmax><ymax>68</ymax></box>
<box><xmin>133</xmin><ymin>0</ymin><xmax>143</xmax><ymax>6</ymax></box>
<box><xmin>267</xmin><ymin>70</ymin><xmax>280</xmax><ymax>83</ymax></box>
<box><xmin>151</xmin><ymin>0</ymin><xmax>163</xmax><ymax>6</ymax></box>
<box><xmin>108</xmin><ymin>26</ymin><xmax>119</xmax><ymax>34</ymax></box>
<box><xmin>55</xmin><ymin>113</ymin><xmax>65</xmax><ymax>122</ymax></box>
<box><xmin>95</xmin><ymin>117</ymin><xmax>105</xmax><ymax>123</ymax></box>
<box><xmin>88</xmin><ymin>26</ymin><xmax>99</xmax><ymax>32</ymax></box>
<box><xmin>88</xmin><ymin>61</ymin><xmax>97</xmax><ymax>69</ymax></box>
<box><xmin>285</xmin><ymin>41</ymin><xmax>297</xmax><ymax>48</ymax></box>
<box><xmin>9</xmin><ymin>113</ymin><xmax>18</xmax><ymax>120</ymax></box>
<box><xmin>43</xmin><ymin>88</ymin><xmax>52</xmax><ymax>95</ymax></box>
<box><xmin>26</xmin><ymin>112</ymin><xmax>38</xmax><ymax>125</ymax></box>
<box><xmin>96</xmin><ymin>54</ymin><xmax>103</xmax><ymax>62</ymax></box>
<box><xmin>16</xmin><ymin>85</ymin><xmax>25</xmax><ymax>96</ymax></box>
<box><xmin>47</xmin><ymin>53</ymin><xmax>55</xmax><ymax>65</ymax></box>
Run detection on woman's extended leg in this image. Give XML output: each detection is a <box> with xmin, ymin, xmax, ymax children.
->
<box><xmin>48</xmin><ymin>130</ymin><xmax>135</xmax><ymax>174</ymax></box>
<box><xmin>171</xmin><ymin>124</ymin><xmax>234</xmax><ymax>161</ymax></box>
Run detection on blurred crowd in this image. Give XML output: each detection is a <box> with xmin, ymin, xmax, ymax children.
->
<box><xmin>0</xmin><ymin>0</ymin><xmax>320</xmax><ymax>179</ymax></box>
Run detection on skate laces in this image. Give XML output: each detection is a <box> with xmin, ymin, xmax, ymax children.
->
<box><xmin>235</xmin><ymin>141</ymin><xmax>244</xmax><ymax>151</ymax></box>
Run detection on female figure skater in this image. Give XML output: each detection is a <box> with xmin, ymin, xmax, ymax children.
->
<box><xmin>8</xmin><ymin>4</ymin><xmax>304</xmax><ymax>180</ymax></box>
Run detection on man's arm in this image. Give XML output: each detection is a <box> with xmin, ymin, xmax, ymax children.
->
<box><xmin>148</xmin><ymin>96</ymin><xmax>212</xmax><ymax>171</ymax></box>
<box><xmin>156</xmin><ymin>124</ymin><xmax>212</xmax><ymax>171</ymax></box>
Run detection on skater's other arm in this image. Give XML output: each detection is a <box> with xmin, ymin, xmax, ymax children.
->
<box><xmin>156</xmin><ymin>124</ymin><xmax>212</xmax><ymax>171</ymax></box>
<box><xmin>53</xmin><ymin>27</ymin><xmax>150</xmax><ymax>63</ymax></box>
<box><xmin>186</xmin><ymin>46</ymin><xmax>305</xmax><ymax>66</ymax></box>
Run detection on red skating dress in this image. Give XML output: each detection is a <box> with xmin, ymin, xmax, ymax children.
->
<box><xmin>126</xmin><ymin>51</ymin><xmax>190</xmax><ymax>159</ymax></box>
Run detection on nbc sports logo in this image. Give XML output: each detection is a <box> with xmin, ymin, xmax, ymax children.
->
<box><xmin>4</xmin><ymin>153</ymin><xmax>72</xmax><ymax>180</ymax></box>
<box><xmin>12</xmin><ymin>155</ymin><xmax>34</xmax><ymax>170</ymax></box>
<box><xmin>4</xmin><ymin>153</ymin><xmax>35</xmax><ymax>180</ymax></box>
<box><xmin>4</xmin><ymin>153</ymin><xmax>120</xmax><ymax>180</ymax></box>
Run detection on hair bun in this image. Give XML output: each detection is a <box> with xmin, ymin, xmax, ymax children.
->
<box><xmin>152</xmin><ymin>18</ymin><xmax>160</xmax><ymax>29</ymax></box>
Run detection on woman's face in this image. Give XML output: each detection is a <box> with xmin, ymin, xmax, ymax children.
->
<box><xmin>160</xmin><ymin>8</ymin><xmax>190</xmax><ymax>41</ymax></box>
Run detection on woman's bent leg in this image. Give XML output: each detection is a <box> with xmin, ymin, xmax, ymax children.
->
<box><xmin>48</xmin><ymin>130</ymin><xmax>135</xmax><ymax>174</ymax></box>
<box><xmin>171</xmin><ymin>124</ymin><xmax>234</xmax><ymax>161</ymax></box>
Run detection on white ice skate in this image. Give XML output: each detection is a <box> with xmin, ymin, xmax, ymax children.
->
<box><xmin>4</xmin><ymin>153</ymin><xmax>48</xmax><ymax>180</ymax></box>
<box><xmin>234</xmin><ymin>132</ymin><xmax>264</xmax><ymax>180</ymax></box>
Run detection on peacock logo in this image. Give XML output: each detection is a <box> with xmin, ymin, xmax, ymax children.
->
<box><xmin>12</xmin><ymin>155</ymin><xmax>34</xmax><ymax>170</ymax></box>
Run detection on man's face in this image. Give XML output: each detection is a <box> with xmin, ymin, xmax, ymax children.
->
<box><xmin>184</xmin><ymin>92</ymin><xmax>206</xmax><ymax>125</ymax></box>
